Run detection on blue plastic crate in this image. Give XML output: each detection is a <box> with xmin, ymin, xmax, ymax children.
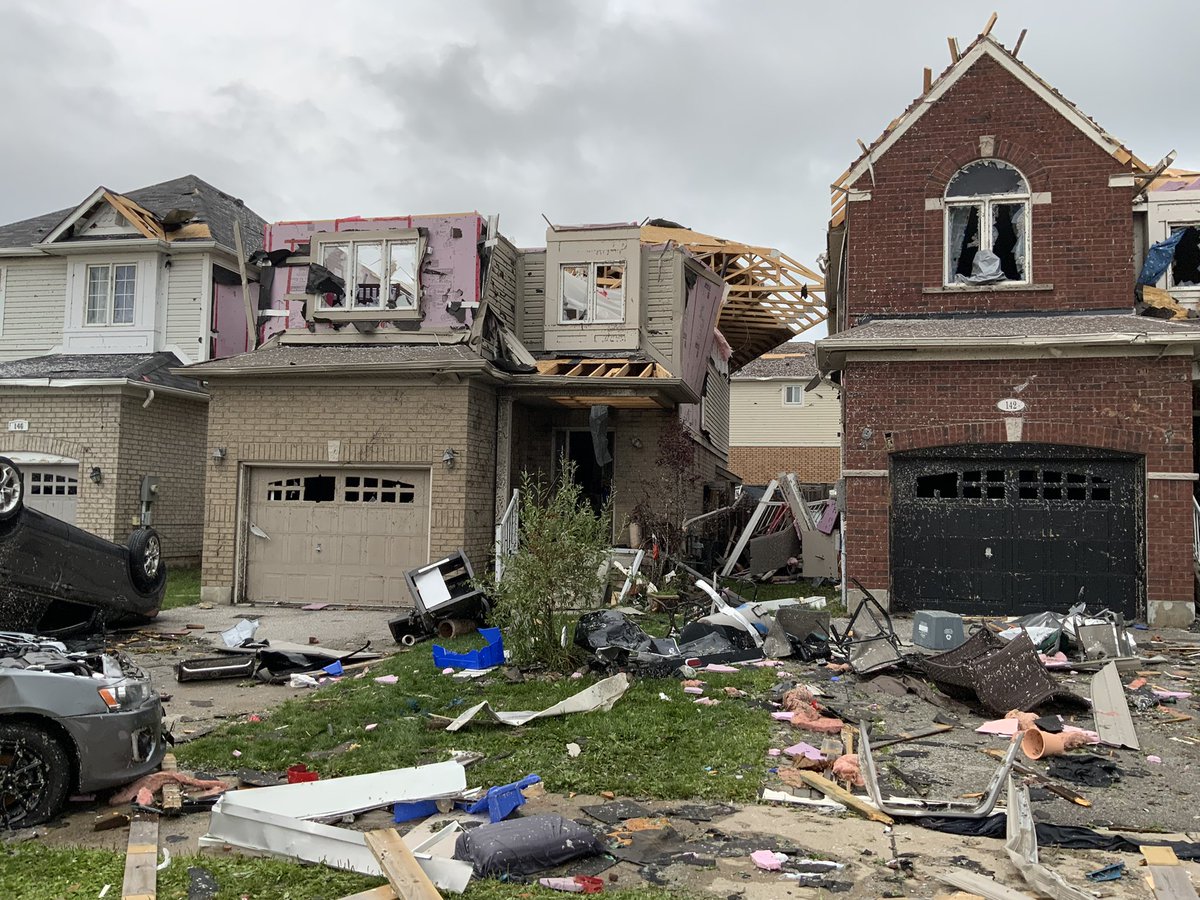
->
<box><xmin>432</xmin><ymin>627</ymin><xmax>504</xmax><ymax>670</ymax></box>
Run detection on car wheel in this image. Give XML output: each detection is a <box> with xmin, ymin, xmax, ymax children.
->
<box><xmin>128</xmin><ymin>527</ymin><xmax>166</xmax><ymax>593</ymax></box>
<box><xmin>0</xmin><ymin>457</ymin><xmax>23</xmax><ymax>522</ymax></box>
<box><xmin>0</xmin><ymin>722</ymin><xmax>71</xmax><ymax>828</ymax></box>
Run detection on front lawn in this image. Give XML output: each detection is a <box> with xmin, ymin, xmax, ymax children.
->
<box><xmin>161</xmin><ymin>565</ymin><xmax>202</xmax><ymax>610</ymax></box>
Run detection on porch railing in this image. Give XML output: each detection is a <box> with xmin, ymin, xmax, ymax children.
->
<box><xmin>495</xmin><ymin>489</ymin><xmax>520</xmax><ymax>581</ymax></box>
<box><xmin>1193</xmin><ymin>496</ymin><xmax>1200</xmax><ymax>566</ymax></box>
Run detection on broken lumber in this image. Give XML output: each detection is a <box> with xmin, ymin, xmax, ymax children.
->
<box><xmin>337</xmin><ymin>887</ymin><xmax>399</xmax><ymax>900</ymax></box>
<box><xmin>785</xmin><ymin>770</ymin><xmax>892</xmax><ymax>825</ymax></box>
<box><xmin>871</xmin><ymin>724</ymin><xmax>954</xmax><ymax>749</ymax></box>
<box><xmin>982</xmin><ymin>749</ymin><xmax>1091</xmax><ymax>807</ymax></box>
<box><xmin>160</xmin><ymin>753</ymin><xmax>181</xmax><ymax>817</ymax></box>
<box><xmin>364</xmin><ymin>829</ymin><xmax>443</xmax><ymax>900</ymax></box>
<box><xmin>937</xmin><ymin>868</ymin><xmax>1031</xmax><ymax>899</ymax></box>
<box><xmin>121</xmin><ymin>814</ymin><xmax>159</xmax><ymax>900</ymax></box>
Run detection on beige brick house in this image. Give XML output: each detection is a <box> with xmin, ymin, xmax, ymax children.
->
<box><xmin>728</xmin><ymin>342</ymin><xmax>841</xmax><ymax>485</ymax></box>
<box><xmin>0</xmin><ymin>176</ymin><xmax>265</xmax><ymax>563</ymax></box>
<box><xmin>186</xmin><ymin>216</ymin><xmax>822</xmax><ymax>606</ymax></box>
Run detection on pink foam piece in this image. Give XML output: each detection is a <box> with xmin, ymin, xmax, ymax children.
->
<box><xmin>753</xmin><ymin>660</ymin><xmax>782</xmax><ymax>667</ymax></box>
<box><xmin>771</xmin><ymin>711</ymin><xmax>794</xmax><ymax>721</ymax></box>
<box><xmin>694</xmin><ymin>697</ymin><xmax>721</xmax><ymax>706</ymax></box>
<box><xmin>976</xmin><ymin>718</ymin><xmax>1099</xmax><ymax>743</ymax></box>
<box><xmin>703</xmin><ymin>664</ymin><xmax>738</xmax><ymax>673</ymax></box>
<box><xmin>1147</xmin><ymin>755</ymin><xmax>1162</xmax><ymax>764</ymax></box>
<box><xmin>783</xmin><ymin>742</ymin><xmax>825</xmax><ymax>760</ymax></box>
<box><xmin>767</xmin><ymin>749</ymin><xmax>782</xmax><ymax>757</ymax></box>
<box><xmin>1153</xmin><ymin>689</ymin><xmax>1192</xmax><ymax>700</ymax></box>
<box><xmin>374</xmin><ymin>674</ymin><xmax>399</xmax><ymax>685</ymax></box>
<box><xmin>751</xmin><ymin>850</ymin><xmax>784</xmax><ymax>871</ymax></box>
<box><xmin>683</xmin><ymin>686</ymin><xmax>704</xmax><ymax>695</ymax></box>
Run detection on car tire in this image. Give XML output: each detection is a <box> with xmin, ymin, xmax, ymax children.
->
<box><xmin>0</xmin><ymin>721</ymin><xmax>72</xmax><ymax>828</ymax></box>
<box><xmin>128</xmin><ymin>527</ymin><xmax>167</xmax><ymax>594</ymax></box>
<box><xmin>0</xmin><ymin>457</ymin><xmax>23</xmax><ymax>522</ymax></box>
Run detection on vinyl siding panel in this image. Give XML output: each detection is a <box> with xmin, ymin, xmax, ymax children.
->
<box><xmin>0</xmin><ymin>256</ymin><xmax>68</xmax><ymax>361</ymax></box>
<box><xmin>484</xmin><ymin>237</ymin><xmax>520</xmax><ymax>332</ymax></box>
<box><xmin>518</xmin><ymin>250</ymin><xmax>546</xmax><ymax>351</ymax></box>
<box><xmin>165</xmin><ymin>254</ymin><xmax>205</xmax><ymax>361</ymax></box>
<box><xmin>642</xmin><ymin>247</ymin><xmax>678</xmax><ymax>364</ymax></box>
<box><xmin>729</xmin><ymin>380</ymin><xmax>841</xmax><ymax>447</ymax></box>
<box><xmin>701</xmin><ymin>362</ymin><xmax>730</xmax><ymax>457</ymax></box>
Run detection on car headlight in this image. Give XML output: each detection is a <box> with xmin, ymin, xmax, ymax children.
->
<box><xmin>98</xmin><ymin>680</ymin><xmax>152</xmax><ymax>711</ymax></box>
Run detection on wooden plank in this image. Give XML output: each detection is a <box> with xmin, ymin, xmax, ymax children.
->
<box><xmin>871</xmin><ymin>724</ymin><xmax>954</xmax><ymax>749</ymax></box>
<box><xmin>121</xmin><ymin>815</ymin><xmax>159</xmax><ymax>900</ymax></box>
<box><xmin>1142</xmin><ymin>845</ymin><xmax>1182</xmax><ymax>867</ymax></box>
<box><xmin>364</xmin><ymin>829</ymin><xmax>443</xmax><ymax>900</ymax></box>
<box><xmin>937</xmin><ymin>869</ymin><xmax>1033</xmax><ymax>900</ymax></box>
<box><xmin>337</xmin><ymin>887</ymin><xmax>399</xmax><ymax>900</ymax></box>
<box><xmin>788</xmin><ymin>771</ymin><xmax>893</xmax><ymax>825</ymax></box>
<box><xmin>981</xmin><ymin>750</ymin><xmax>1090</xmax><ymax>807</ymax></box>
<box><xmin>160</xmin><ymin>753</ymin><xmax>181</xmax><ymax>816</ymax></box>
<box><xmin>947</xmin><ymin>37</ymin><xmax>960</xmax><ymax>62</ymax></box>
<box><xmin>923</xmin><ymin>67</ymin><xmax>933</xmax><ymax>93</ymax></box>
<box><xmin>981</xmin><ymin>12</ymin><xmax>997</xmax><ymax>37</ymax></box>
<box><xmin>1013</xmin><ymin>28</ymin><xmax>1027</xmax><ymax>57</ymax></box>
<box><xmin>1145</xmin><ymin>866</ymin><xmax>1199</xmax><ymax>900</ymax></box>
<box><xmin>233</xmin><ymin>218</ymin><xmax>256</xmax><ymax>352</ymax></box>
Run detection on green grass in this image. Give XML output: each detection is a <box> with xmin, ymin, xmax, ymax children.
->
<box><xmin>177</xmin><ymin>633</ymin><xmax>778</xmax><ymax>803</ymax></box>
<box><xmin>0</xmin><ymin>844</ymin><xmax>697</xmax><ymax>899</ymax></box>
<box><xmin>162</xmin><ymin>566</ymin><xmax>202</xmax><ymax>610</ymax></box>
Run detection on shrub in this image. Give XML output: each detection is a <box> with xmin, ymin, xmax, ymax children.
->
<box><xmin>485</xmin><ymin>460</ymin><xmax>612</xmax><ymax>671</ymax></box>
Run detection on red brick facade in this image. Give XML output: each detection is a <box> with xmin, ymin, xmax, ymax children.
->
<box><xmin>845</xmin><ymin>55</ymin><xmax>1134</xmax><ymax>319</ymax></box>
<box><xmin>843</xmin><ymin>356</ymin><xmax>1195</xmax><ymax>607</ymax></box>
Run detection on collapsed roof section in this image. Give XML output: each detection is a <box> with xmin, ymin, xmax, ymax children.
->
<box><xmin>640</xmin><ymin>224</ymin><xmax>825</xmax><ymax>371</ymax></box>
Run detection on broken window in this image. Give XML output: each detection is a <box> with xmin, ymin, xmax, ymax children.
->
<box><xmin>302</xmin><ymin>475</ymin><xmax>336</xmax><ymax>503</ymax></box>
<box><xmin>1169</xmin><ymin>225</ymin><xmax>1200</xmax><ymax>288</ymax></box>
<box><xmin>314</xmin><ymin>234</ymin><xmax>421</xmax><ymax>311</ymax></box>
<box><xmin>29</xmin><ymin>472</ymin><xmax>77</xmax><ymax>497</ymax></box>
<box><xmin>85</xmin><ymin>263</ymin><xmax>137</xmax><ymax>325</ymax></box>
<box><xmin>559</xmin><ymin>262</ymin><xmax>625</xmax><ymax>324</ymax></box>
<box><xmin>916</xmin><ymin>471</ymin><xmax>958</xmax><ymax>498</ymax></box>
<box><xmin>266</xmin><ymin>477</ymin><xmax>302</xmax><ymax>502</ymax></box>
<box><xmin>345</xmin><ymin>475</ymin><xmax>415</xmax><ymax>504</ymax></box>
<box><xmin>783</xmin><ymin>385</ymin><xmax>805</xmax><ymax>406</ymax></box>
<box><xmin>945</xmin><ymin>160</ymin><xmax>1029</xmax><ymax>285</ymax></box>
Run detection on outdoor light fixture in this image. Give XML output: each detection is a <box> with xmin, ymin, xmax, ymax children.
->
<box><xmin>89</xmin><ymin>466</ymin><xmax>103</xmax><ymax>485</ymax></box>
<box><xmin>442</xmin><ymin>448</ymin><xmax>457</xmax><ymax>469</ymax></box>
<box><xmin>212</xmin><ymin>447</ymin><xmax>227</xmax><ymax>462</ymax></box>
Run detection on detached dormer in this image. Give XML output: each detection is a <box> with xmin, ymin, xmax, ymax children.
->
<box><xmin>542</xmin><ymin>224</ymin><xmax>642</xmax><ymax>352</ymax></box>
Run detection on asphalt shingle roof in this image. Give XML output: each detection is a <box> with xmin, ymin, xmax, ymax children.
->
<box><xmin>0</xmin><ymin>352</ymin><xmax>205</xmax><ymax>394</ymax></box>
<box><xmin>0</xmin><ymin>175</ymin><xmax>265</xmax><ymax>254</ymax></box>
<box><xmin>734</xmin><ymin>342</ymin><xmax>817</xmax><ymax>378</ymax></box>
<box><xmin>184</xmin><ymin>342</ymin><xmax>483</xmax><ymax>375</ymax></box>
<box><xmin>823</xmin><ymin>314</ymin><xmax>1200</xmax><ymax>344</ymax></box>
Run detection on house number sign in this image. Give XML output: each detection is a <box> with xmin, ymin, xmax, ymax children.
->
<box><xmin>7</xmin><ymin>420</ymin><xmax>28</xmax><ymax>432</ymax></box>
<box><xmin>996</xmin><ymin>398</ymin><xmax>1025</xmax><ymax>413</ymax></box>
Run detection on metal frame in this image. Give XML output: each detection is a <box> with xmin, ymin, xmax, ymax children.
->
<box><xmin>859</xmin><ymin>720</ymin><xmax>1021</xmax><ymax>818</ymax></box>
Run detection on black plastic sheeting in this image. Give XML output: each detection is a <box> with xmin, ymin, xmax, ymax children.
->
<box><xmin>454</xmin><ymin>815</ymin><xmax>601</xmax><ymax>876</ymax></box>
<box><xmin>1047</xmin><ymin>754</ymin><xmax>1121</xmax><ymax>788</ymax></box>
<box><xmin>574</xmin><ymin>610</ymin><xmax>762</xmax><ymax>674</ymax></box>
<box><xmin>914</xmin><ymin>816</ymin><xmax>1200</xmax><ymax>859</ymax></box>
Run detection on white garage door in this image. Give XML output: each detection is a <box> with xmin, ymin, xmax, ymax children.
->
<box><xmin>245</xmin><ymin>467</ymin><xmax>430</xmax><ymax>605</ymax></box>
<box><xmin>24</xmin><ymin>464</ymin><xmax>80</xmax><ymax>524</ymax></box>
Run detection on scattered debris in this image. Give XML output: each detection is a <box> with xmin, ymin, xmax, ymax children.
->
<box><xmin>445</xmin><ymin>674</ymin><xmax>630</xmax><ymax>732</ymax></box>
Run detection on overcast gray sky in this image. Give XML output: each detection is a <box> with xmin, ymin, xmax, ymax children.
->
<box><xmin>0</xmin><ymin>0</ymin><xmax>1194</xmax><ymax>339</ymax></box>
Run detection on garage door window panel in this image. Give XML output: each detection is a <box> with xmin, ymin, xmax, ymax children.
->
<box><xmin>29</xmin><ymin>472</ymin><xmax>77</xmax><ymax>497</ymax></box>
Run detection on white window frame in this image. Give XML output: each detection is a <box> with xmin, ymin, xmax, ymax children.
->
<box><xmin>1166</xmin><ymin>223</ymin><xmax>1200</xmax><ymax>290</ymax></box>
<box><xmin>558</xmin><ymin>261</ymin><xmax>626</xmax><ymax>325</ymax></box>
<box><xmin>0</xmin><ymin>265</ymin><xmax>6</xmax><ymax>337</ymax></box>
<box><xmin>83</xmin><ymin>262</ymin><xmax>138</xmax><ymax>326</ymax></box>
<box><xmin>311</xmin><ymin>229</ymin><xmax>424</xmax><ymax>317</ymax></box>
<box><xmin>943</xmin><ymin>160</ymin><xmax>1031</xmax><ymax>287</ymax></box>
<box><xmin>782</xmin><ymin>384</ymin><xmax>806</xmax><ymax>407</ymax></box>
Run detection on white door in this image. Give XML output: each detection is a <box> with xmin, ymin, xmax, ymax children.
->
<box><xmin>24</xmin><ymin>464</ymin><xmax>80</xmax><ymax>524</ymax></box>
<box><xmin>245</xmin><ymin>467</ymin><xmax>430</xmax><ymax>605</ymax></box>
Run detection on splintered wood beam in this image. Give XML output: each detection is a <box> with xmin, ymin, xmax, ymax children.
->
<box><xmin>982</xmin><ymin>11</ymin><xmax>997</xmax><ymax>37</ymax></box>
<box><xmin>923</xmin><ymin>67</ymin><xmax>932</xmax><ymax>93</ymax></box>
<box><xmin>364</xmin><ymin>829</ymin><xmax>442</xmax><ymax>900</ymax></box>
<box><xmin>1013</xmin><ymin>28</ymin><xmax>1027</xmax><ymax>57</ymax></box>
<box><xmin>948</xmin><ymin>36</ymin><xmax>960</xmax><ymax>62</ymax></box>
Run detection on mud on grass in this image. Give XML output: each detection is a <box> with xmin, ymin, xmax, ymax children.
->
<box><xmin>0</xmin><ymin>843</ymin><xmax>698</xmax><ymax>900</ymax></box>
<box><xmin>176</xmin><ymin>647</ymin><xmax>779</xmax><ymax>802</ymax></box>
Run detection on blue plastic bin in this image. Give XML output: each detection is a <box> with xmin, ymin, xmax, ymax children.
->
<box><xmin>461</xmin><ymin>774</ymin><xmax>541</xmax><ymax>823</ymax></box>
<box><xmin>432</xmin><ymin>627</ymin><xmax>504</xmax><ymax>670</ymax></box>
<box><xmin>393</xmin><ymin>799</ymin><xmax>440</xmax><ymax>823</ymax></box>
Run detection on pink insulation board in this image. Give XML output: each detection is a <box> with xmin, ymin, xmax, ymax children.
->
<box><xmin>260</xmin><ymin>214</ymin><xmax>484</xmax><ymax>341</ymax></box>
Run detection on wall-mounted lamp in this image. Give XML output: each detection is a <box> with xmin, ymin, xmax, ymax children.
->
<box><xmin>212</xmin><ymin>447</ymin><xmax>227</xmax><ymax>463</ymax></box>
<box><xmin>441</xmin><ymin>448</ymin><xmax>457</xmax><ymax>470</ymax></box>
<box><xmin>89</xmin><ymin>466</ymin><xmax>103</xmax><ymax>485</ymax></box>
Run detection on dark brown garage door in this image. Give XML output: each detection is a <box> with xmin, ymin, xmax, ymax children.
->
<box><xmin>891</xmin><ymin>444</ymin><xmax>1141</xmax><ymax>617</ymax></box>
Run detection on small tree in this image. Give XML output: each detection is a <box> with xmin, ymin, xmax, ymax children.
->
<box><xmin>485</xmin><ymin>459</ymin><xmax>612</xmax><ymax>671</ymax></box>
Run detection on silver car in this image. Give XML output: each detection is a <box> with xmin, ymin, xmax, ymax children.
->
<box><xmin>0</xmin><ymin>632</ymin><xmax>165</xmax><ymax>826</ymax></box>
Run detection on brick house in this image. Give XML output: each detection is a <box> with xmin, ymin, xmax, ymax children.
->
<box><xmin>728</xmin><ymin>342</ymin><xmax>841</xmax><ymax>485</ymax></box>
<box><xmin>186</xmin><ymin>217</ymin><xmax>817</xmax><ymax>606</ymax></box>
<box><xmin>0</xmin><ymin>176</ymin><xmax>265</xmax><ymax>563</ymax></box>
<box><xmin>817</xmin><ymin>34</ymin><xmax>1200</xmax><ymax>626</ymax></box>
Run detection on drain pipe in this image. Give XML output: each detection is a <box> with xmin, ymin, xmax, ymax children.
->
<box><xmin>141</xmin><ymin>388</ymin><xmax>156</xmax><ymax>409</ymax></box>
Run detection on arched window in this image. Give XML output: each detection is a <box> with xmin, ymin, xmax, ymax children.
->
<box><xmin>944</xmin><ymin>160</ymin><xmax>1030</xmax><ymax>285</ymax></box>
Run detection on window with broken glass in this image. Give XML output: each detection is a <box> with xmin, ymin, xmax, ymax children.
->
<box><xmin>944</xmin><ymin>160</ymin><xmax>1030</xmax><ymax>286</ymax></box>
<box><xmin>85</xmin><ymin>263</ymin><xmax>137</xmax><ymax>325</ymax></box>
<box><xmin>316</xmin><ymin>237</ymin><xmax>420</xmax><ymax>310</ymax></box>
<box><xmin>1168</xmin><ymin>225</ymin><xmax>1200</xmax><ymax>288</ymax></box>
<box><xmin>559</xmin><ymin>262</ymin><xmax>625</xmax><ymax>324</ymax></box>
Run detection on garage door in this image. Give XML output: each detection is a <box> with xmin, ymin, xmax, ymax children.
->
<box><xmin>24</xmin><ymin>464</ymin><xmax>80</xmax><ymax>524</ymax></box>
<box><xmin>245</xmin><ymin>467</ymin><xmax>430</xmax><ymax>605</ymax></box>
<box><xmin>891</xmin><ymin>444</ymin><xmax>1140</xmax><ymax>617</ymax></box>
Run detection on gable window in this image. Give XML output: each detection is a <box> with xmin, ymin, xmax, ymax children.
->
<box><xmin>314</xmin><ymin>231</ymin><xmax>423</xmax><ymax>313</ymax></box>
<box><xmin>1168</xmin><ymin>225</ymin><xmax>1200</xmax><ymax>288</ymax></box>
<box><xmin>559</xmin><ymin>262</ymin><xmax>625</xmax><ymax>324</ymax></box>
<box><xmin>782</xmin><ymin>384</ymin><xmax>805</xmax><ymax>406</ymax></box>
<box><xmin>84</xmin><ymin>263</ymin><xmax>136</xmax><ymax>325</ymax></box>
<box><xmin>944</xmin><ymin>160</ymin><xmax>1030</xmax><ymax>286</ymax></box>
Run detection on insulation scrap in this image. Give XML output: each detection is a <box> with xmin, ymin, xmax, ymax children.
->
<box><xmin>789</xmin><ymin>703</ymin><xmax>844</xmax><ymax>734</ymax></box>
<box><xmin>782</xmin><ymin>687</ymin><xmax>815</xmax><ymax>710</ymax></box>
<box><xmin>1004</xmin><ymin>710</ymin><xmax>1039</xmax><ymax>731</ymax></box>
<box><xmin>110</xmin><ymin>771</ymin><xmax>232</xmax><ymax>806</ymax></box>
<box><xmin>831</xmin><ymin>754</ymin><xmax>864</xmax><ymax>787</ymax></box>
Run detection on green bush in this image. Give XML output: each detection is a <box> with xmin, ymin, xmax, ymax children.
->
<box><xmin>485</xmin><ymin>460</ymin><xmax>612</xmax><ymax>671</ymax></box>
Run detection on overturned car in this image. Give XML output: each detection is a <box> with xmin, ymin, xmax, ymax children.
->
<box><xmin>0</xmin><ymin>632</ymin><xmax>166</xmax><ymax>826</ymax></box>
<box><xmin>0</xmin><ymin>457</ymin><xmax>166</xmax><ymax>634</ymax></box>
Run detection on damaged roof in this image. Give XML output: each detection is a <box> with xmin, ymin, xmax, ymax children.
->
<box><xmin>182</xmin><ymin>342</ymin><xmax>486</xmax><ymax>377</ymax></box>
<box><xmin>0</xmin><ymin>175</ymin><xmax>266</xmax><ymax>255</ymax></box>
<box><xmin>733</xmin><ymin>342</ymin><xmax>818</xmax><ymax>379</ymax></box>
<box><xmin>0</xmin><ymin>352</ymin><xmax>205</xmax><ymax>394</ymax></box>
